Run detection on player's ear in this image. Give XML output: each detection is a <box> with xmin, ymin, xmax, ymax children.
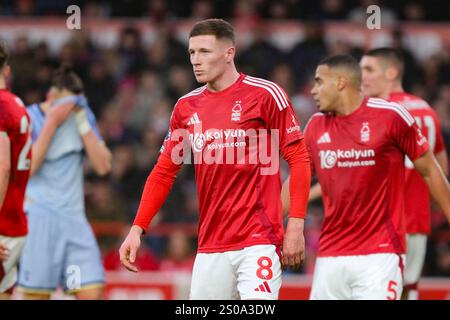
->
<box><xmin>385</xmin><ymin>66</ymin><xmax>398</xmax><ymax>81</ymax></box>
<box><xmin>2</xmin><ymin>64</ymin><xmax>10</xmax><ymax>79</ymax></box>
<box><xmin>336</xmin><ymin>75</ymin><xmax>347</xmax><ymax>91</ymax></box>
<box><xmin>225</xmin><ymin>46</ymin><xmax>235</xmax><ymax>63</ymax></box>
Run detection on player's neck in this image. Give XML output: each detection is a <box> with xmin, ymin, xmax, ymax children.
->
<box><xmin>0</xmin><ymin>78</ymin><xmax>6</xmax><ymax>90</ymax></box>
<box><xmin>336</xmin><ymin>91</ymin><xmax>364</xmax><ymax>116</ymax></box>
<box><xmin>207</xmin><ymin>67</ymin><xmax>240</xmax><ymax>92</ymax></box>
<box><xmin>381</xmin><ymin>82</ymin><xmax>404</xmax><ymax>99</ymax></box>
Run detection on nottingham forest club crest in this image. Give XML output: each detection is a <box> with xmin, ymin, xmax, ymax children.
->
<box><xmin>231</xmin><ymin>100</ymin><xmax>242</xmax><ymax>122</ymax></box>
<box><xmin>360</xmin><ymin>122</ymin><xmax>370</xmax><ymax>142</ymax></box>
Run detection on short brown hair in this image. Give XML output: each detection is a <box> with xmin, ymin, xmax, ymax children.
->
<box><xmin>189</xmin><ymin>19</ymin><xmax>235</xmax><ymax>44</ymax></box>
<box><xmin>0</xmin><ymin>43</ymin><xmax>8</xmax><ymax>69</ymax></box>
<box><xmin>51</xmin><ymin>65</ymin><xmax>84</xmax><ymax>94</ymax></box>
<box><xmin>365</xmin><ymin>47</ymin><xmax>404</xmax><ymax>79</ymax></box>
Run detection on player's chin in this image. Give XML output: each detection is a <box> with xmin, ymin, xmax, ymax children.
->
<box><xmin>194</xmin><ymin>74</ymin><xmax>208</xmax><ymax>84</ymax></box>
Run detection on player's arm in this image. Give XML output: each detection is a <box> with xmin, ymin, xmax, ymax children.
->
<box><xmin>119</xmin><ymin>153</ymin><xmax>182</xmax><ymax>272</ymax></box>
<box><xmin>0</xmin><ymin>132</ymin><xmax>10</xmax><ymax>210</ymax></box>
<box><xmin>30</xmin><ymin>101</ymin><xmax>75</xmax><ymax>176</ymax></box>
<box><xmin>78</xmin><ymin>130</ymin><xmax>112</xmax><ymax>176</ymax></box>
<box><xmin>435</xmin><ymin>150</ymin><xmax>448</xmax><ymax>177</ymax></box>
<box><xmin>282</xmin><ymin>178</ymin><xmax>322</xmax><ymax>216</ymax></box>
<box><xmin>280</xmin><ymin>139</ymin><xmax>311</xmax><ymax>271</ymax></box>
<box><xmin>73</xmin><ymin>98</ymin><xmax>112</xmax><ymax>176</ymax></box>
<box><xmin>413</xmin><ymin>149</ymin><xmax>450</xmax><ymax>223</ymax></box>
<box><xmin>0</xmin><ymin>132</ymin><xmax>11</xmax><ymax>262</ymax></box>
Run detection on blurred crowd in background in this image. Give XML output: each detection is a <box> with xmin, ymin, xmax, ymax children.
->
<box><xmin>1</xmin><ymin>0</ymin><xmax>450</xmax><ymax>22</ymax></box>
<box><xmin>1</xmin><ymin>0</ymin><xmax>450</xmax><ymax>277</ymax></box>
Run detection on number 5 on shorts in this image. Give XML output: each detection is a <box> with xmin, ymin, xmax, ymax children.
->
<box><xmin>387</xmin><ymin>280</ymin><xmax>398</xmax><ymax>300</ymax></box>
<box><xmin>256</xmin><ymin>256</ymin><xmax>273</xmax><ymax>280</ymax></box>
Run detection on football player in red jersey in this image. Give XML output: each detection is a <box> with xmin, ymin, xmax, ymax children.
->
<box><xmin>0</xmin><ymin>44</ymin><xmax>32</xmax><ymax>299</ymax></box>
<box><xmin>119</xmin><ymin>19</ymin><xmax>312</xmax><ymax>300</ymax></box>
<box><xmin>302</xmin><ymin>55</ymin><xmax>449</xmax><ymax>300</ymax></box>
<box><xmin>360</xmin><ymin>47</ymin><xmax>448</xmax><ymax>300</ymax></box>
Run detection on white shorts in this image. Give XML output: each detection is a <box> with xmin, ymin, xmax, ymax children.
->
<box><xmin>0</xmin><ymin>235</ymin><xmax>26</xmax><ymax>293</ymax></box>
<box><xmin>190</xmin><ymin>244</ymin><xmax>282</xmax><ymax>300</ymax></box>
<box><xmin>404</xmin><ymin>234</ymin><xmax>427</xmax><ymax>287</ymax></box>
<box><xmin>310</xmin><ymin>253</ymin><xmax>405</xmax><ymax>300</ymax></box>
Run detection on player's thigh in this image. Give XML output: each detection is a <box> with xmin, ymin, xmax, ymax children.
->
<box><xmin>190</xmin><ymin>252</ymin><xmax>238</xmax><ymax>300</ymax></box>
<box><xmin>352</xmin><ymin>253</ymin><xmax>404</xmax><ymax>300</ymax></box>
<box><xmin>17</xmin><ymin>211</ymin><xmax>65</xmax><ymax>293</ymax></box>
<box><xmin>0</xmin><ymin>235</ymin><xmax>26</xmax><ymax>293</ymax></box>
<box><xmin>62</xmin><ymin>218</ymin><xmax>105</xmax><ymax>294</ymax></box>
<box><xmin>234</xmin><ymin>245</ymin><xmax>282</xmax><ymax>300</ymax></box>
<box><xmin>404</xmin><ymin>234</ymin><xmax>427</xmax><ymax>286</ymax></box>
<box><xmin>309</xmin><ymin>257</ymin><xmax>351</xmax><ymax>300</ymax></box>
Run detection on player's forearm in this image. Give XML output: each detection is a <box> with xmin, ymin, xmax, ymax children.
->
<box><xmin>425</xmin><ymin>166</ymin><xmax>450</xmax><ymax>223</ymax></box>
<box><xmin>30</xmin><ymin>122</ymin><xmax>57</xmax><ymax>176</ymax></box>
<box><xmin>80</xmin><ymin>131</ymin><xmax>112</xmax><ymax>176</ymax></box>
<box><xmin>435</xmin><ymin>151</ymin><xmax>449</xmax><ymax>177</ymax></box>
<box><xmin>281</xmin><ymin>140</ymin><xmax>311</xmax><ymax>219</ymax></box>
<box><xmin>281</xmin><ymin>176</ymin><xmax>290</xmax><ymax>216</ymax></box>
<box><xmin>133</xmin><ymin>154</ymin><xmax>182</xmax><ymax>233</ymax></box>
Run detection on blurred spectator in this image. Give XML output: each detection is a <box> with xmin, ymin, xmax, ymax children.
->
<box><xmin>191</xmin><ymin>0</ymin><xmax>215</xmax><ymax>20</ymax></box>
<box><xmin>287</xmin><ymin>22</ymin><xmax>327</xmax><ymax>87</ymax></box>
<box><xmin>269</xmin><ymin>63</ymin><xmax>296</xmax><ymax>96</ymax></box>
<box><xmin>110</xmin><ymin>144</ymin><xmax>148</xmax><ymax>221</ymax></box>
<box><xmin>146</xmin><ymin>0</ymin><xmax>171</xmax><ymax>22</ymax></box>
<box><xmin>14</xmin><ymin>0</ymin><xmax>35</xmax><ymax>16</ymax></box>
<box><xmin>316</xmin><ymin>0</ymin><xmax>347</xmax><ymax>20</ymax></box>
<box><xmin>84</xmin><ymin>58</ymin><xmax>116</xmax><ymax>117</ymax></box>
<box><xmin>85</xmin><ymin>177</ymin><xmax>129</xmax><ymax>223</ymax></box>
<box><xmin>116</xmin><ymin>26</ymin><xmax>146</xmax><ymax>78</ymax></box>
<box><xmin>165</xmin><ymin>65</ymin><xmax>196</xmax><ymax>102</ymax></box>
<box><xmin>126</xmin><ymin>70</ymin><xmax>165</xmax><ymax>131</ymax></box>
<box><xmin>402</xmin><ymin>1</ymin><xmax>426</xmax><ymax>21</ymax></box>
<box><xmin>8</xmin><ymin>36</ymin><xmax>34</xmax><ymax>96</ymax></box>
<box><xmin>237</xmin><ymin>22</ymin><xmax>284</xmax><ymax>79</ymax></box>
<box><xmin>233</xmin><ymin>0</ymin><xmax>262</xmax><ymax>25</ymax></box>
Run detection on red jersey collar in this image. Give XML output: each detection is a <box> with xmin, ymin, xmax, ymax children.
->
<box><xmin>204</xmin><ymin>73</ymin><xmax>245</xmax><ymax>97</ymax></box>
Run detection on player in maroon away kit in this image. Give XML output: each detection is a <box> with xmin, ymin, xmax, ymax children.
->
<box><xmin>119</xmin><ymin>19</ymin><xmax>312</xmax><ymax>300</ymax></box>
<box><xmin>360</xmin><ymin>47</ymin><xmax>448</xmax><ymax>300</ymax></box>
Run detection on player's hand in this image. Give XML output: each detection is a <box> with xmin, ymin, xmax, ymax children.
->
<box><xmin>46</xmin><ymin>101</ymin><xmax>75</xmax><ymax>128</ymax></box>
<box><xmin>282</xmin><ymin>217</ymin><xmax>305</xmax><ymax>272</ymax></box>
<box><xmin>119</xmin><ymin>225</ymin><xmax>143</xmax><ymax>272</ymax></box>
<box><xmin>0</xmin><ymin>242</ymin><xmax>10</xmax><ymax>262</ymax></box>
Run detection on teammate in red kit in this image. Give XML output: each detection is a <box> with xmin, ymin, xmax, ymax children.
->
<box><xmin>0</xmin><ymin>44</ymin><xmax>32</xmax><ymax>298</ymax></box>
<box><xmin>304</xmin><ymin>54</ymin><xmax>450</xmax><ymax>300</ymax></box>
<box><xmin>119</xmin><ymin>19</ymin><xmax>311</xmax><ymax>300</ymax></box>
<box><xmin>360</xmin><ymin>47</ymin><xmax>448</xmax><ymax>300</ymax></box>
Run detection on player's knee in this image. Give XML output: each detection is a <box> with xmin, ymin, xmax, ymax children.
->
<box><xmin>75</xmin><ymin>287</ymin><xmax>104</xmax><ymax>300</ymax></box>
<box><xmin>22</xmin><ymin>292</ymin><xmax>51</xmax><ymax>300</ymax></box>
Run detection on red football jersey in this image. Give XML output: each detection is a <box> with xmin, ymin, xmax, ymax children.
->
<box><xmin>0</xmin><ymin>89</ymin><xmax>31</xmax><ymax>237</ymax></box>
<box><xmin>304</xmin><ymin>97</ymin><xmax>429</xmax><ymax>257</ymax></box>
<box><xmin>389</xmin><ymin>92</ymin><xmax>446</xmax><ymax>235</ymax></box>
<box><xmin>161</xmin><ymin>73</ymin><xmax>303</xmax><ymax>253</ymax></box>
